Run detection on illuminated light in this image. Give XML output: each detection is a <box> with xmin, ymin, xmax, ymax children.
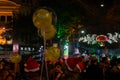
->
<box><xmin>32</xmin><ymin>48</ymin><xmax>35</xmax><ymax>51</ymax></box>
<box><xmin>41</xmin><ymin>46</ymin><xmax>43</xmax><ymax>48</ymax></box>
<box><xmin>81</xmin><ymin>30</ymin><xmax>85</xmax><ymax>34</ymax></box>
<box><xmin>64</xmin><ymin>56</ymin><xmax>68</xmax><ymax>59</ymax></box>
<box><xmin>74</xmin><ymin>48</ymin><xmax>80</xmax><ymax>54</ymax></box>
<box><xmin>28</xmin><ymin>47</ymin><xmax>31</xmax><ymax>51</ymax></box>
<box><xmin>79</xmin><ymin>32</ymin><xmax>120</xmax><ymax>44</ymax></box>
<box><xmin>96</xmin><ymin>35</ymin><xmax>108</xmax><ymax>46</ymax></box>
<box><xmin>96</xmin><ymin>35</ymin><xmax>108</xmax><ymax>42</ymax></box>
<box><xmin>0</xmin><ymin>28</ymin><xmax>6</xmax><ymax>34</ymax></box>
<box><xmin>0</xmin><ymin>11</ymin><xmax>13</xmax><ymax>14</ymax></box>
<box><xmin>3</xmin><ymin>27</ymin><xmax>5</xmax><ymax>29</ymax></box>
<box><xmin>100</xmin><ymin>42</ymin><xmax>105</xmax><ymax>47</ymax></box>
<box><xmin>0</xmin><ymin>11</ymin><xmax>13</xmax><ymax>16</ymax></box>
<box><xmin>64</xmin><ymin>41</ymin><xmax>69</xmax><ymax>59</ymax></box>
<box><xmin>0</xmin><ymin>36</ymin><xmax>6</xmax><ymax>45</ymax></box>
<box><xmin>20</xmin><ymin>47</ymin><xmax>23</xmax><ymax>51</ymax></box>
<box><xmin>100</xmin><ymin>4</ymin><xmax>104</xmax><ymax>7</ymax></box>
<box><xmin>107</xmin><ymin>33</ymin><xmax>119</xmax><ymax>43</ymax></box>
<box><xmin>24</xmin><ymin>47</ymin><xmax>27</xmax><ymax>51</ymax></box>
<box><xmin>117</xmin><ymin>55</ymin><xmax>120</xmax><ymax>59</ymax></box>
<box><xmin>13</xmin><ymin>43</ymin><xmax>19</xmax><ymax>53</ymax></box>
<box><xmin>7</xmin><ymin>39</ymin><xmax>13</xmax><ymax>44</ymax></box>
<box><xmin>53</xmin><ymin>43</ymin><xmax>58</xmax><ymax>47</ymax></box>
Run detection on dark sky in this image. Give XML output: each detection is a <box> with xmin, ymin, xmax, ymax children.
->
<box><xmin>14</xmin><ymin>0</ymin><xmax>120</xmax><ymax>34</ymax></box>
<box><xmin>46</xmin><ymin>0</ymin><xmax>120</xmax><ymax>34</ymax></box>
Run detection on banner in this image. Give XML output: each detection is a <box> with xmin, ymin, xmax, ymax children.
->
<box><xmin>13</xmin><ymin>43</ymin><xmax>19</xmax><ymax>53</ymax></box>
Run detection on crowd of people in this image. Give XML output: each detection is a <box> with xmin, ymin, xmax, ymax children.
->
<box><xmin>0</xmin><ymin>58</ymin><xmax>15</xmax><ymax>80</ymax></box>
<box><xmin>0</xmin><ymin>54</ymin><xmax>120</xmax><ymax>80</ymax></box>
<box><xmin>46</xmin><ymin>55</ymin><xmax>120</xmax><ymax>80</ymax></box>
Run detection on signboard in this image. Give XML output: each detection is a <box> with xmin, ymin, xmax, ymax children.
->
<box><xmin>13</xmin><ymin>43</ymin><xmax>19</xmax><ymax>53</ymax></box>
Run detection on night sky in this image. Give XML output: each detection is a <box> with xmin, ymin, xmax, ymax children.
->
<box><xmin>13</xmin><ymin>0</ymin><xmax>120</xmax><ymax>34</ymax></box>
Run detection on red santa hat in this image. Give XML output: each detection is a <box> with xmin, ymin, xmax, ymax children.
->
<box><xmin>65</xmin><ymin>57</ymin><xmax>82</xmax><ymax>71</ymax></box>
<box><xmin>24</xmin><ymin>57</ymin><xmax>40</xmax><ymax>72</ymax></box>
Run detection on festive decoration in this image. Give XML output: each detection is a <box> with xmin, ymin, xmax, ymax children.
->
<box><xmin>79</xmin><ymin>32</ymin><xmax>120</xmax><ymax>44</ymax></box>
<box><xmin>24</xmin><ymin>57</ymin><xmax>40</xmax><ymax>72</ymax></box>
<box><xmin>10</xmin><ymin>53</ymin><xmax>21</xmax><ymax>63</ymax></box>
<box><xmin>79</xmin><ymin>34</ymin><xmax>97</xmax><ymax>44</ymax></box>
<box><xmin>0</xmin><ymin>36</ymin><xmax>6</xmax><ymax>45</ymax></box>
<box><xmin>96</xmin><ymin>35</ymin><xmax>108</xmax><ymax>42</ymax></box>
<box><xmin>63</xmin><ymin>41</ymin><xmax>69</xmax><ymax>59</ymax></box>
<box><xmin>32</xmin><ymin>8</ymin><xmax>52</xmax><ymax>29</ymax></box>
<box><xmin>0</xmin><ymin>28</ymin><xmax>6</xmax><ymax>45</ymax></box>
<box><xmin>96</xmin><ymin>35</ymin><xmax>108</xmax><ymax>46</ymax></box>
<box><xmin>40</xmin><ymin>24</ymin><xmax>56</xmax><ymax>40</ymax></box>
<box><xmin>33</xmin><ymin>8</ymin><xmax>57</xmax><ymax>40</ymax></box>
<box><xmin>0</xmin><ymin>27</ymin><xmax>13</xmax><ymax>45</ymax></box>
<box><xmin>46</xmin><ymin>46</ymin><xmax>60</xmax><ymax>62</ymax></box>
<box><xmin>33</xmin><ymin>7</ymin><xmax>57</xmax><ymax>80</ymax></box>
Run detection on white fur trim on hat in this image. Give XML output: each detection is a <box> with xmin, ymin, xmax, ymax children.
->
<box><xmin>76</xmin><ymin>64</ymin><xmax>81</xmax><ymax>72</ymax></box>
<box><xmin>65</xmin><ymin>59</ymin><xmax>73</xmax><ymax>71</ymax></box>
<box><xmin>24</xmin><ymin>67</ymin><xmax>40</xmax><ymax>72</ymax></box>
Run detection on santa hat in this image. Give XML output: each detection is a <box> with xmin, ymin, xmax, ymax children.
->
<box><xmin>65</xmin><ymin>57</ymin><xmax>82</xmax><ymax>71</ymax></box>
<box><xmin>24</xmin><ymin>57</ymin><xmax>40</xmax><ymax>72</ymax></box>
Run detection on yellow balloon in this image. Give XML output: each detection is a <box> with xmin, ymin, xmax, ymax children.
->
<box><xmin>40</xmin><ymin>24</ymin><xmax>56</xmax><ymax>40</ymax></box>
<box><xmin>33</xmin><ymin>8</ymin><xmax>52</xmax><ymax>29</ymax></box>
<box><xmin>46</xmin><ymin>46</ymin><xmax>60</xmax><ymax>62</ymax></box>
<box><xmin>10</xmin><ymin>53</ymin><xmax>22</xmax><ymax>63</ymax></box>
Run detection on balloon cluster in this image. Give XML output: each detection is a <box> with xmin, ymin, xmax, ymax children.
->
<box><xmin>33</xmin><ymin>8</ymin><xmax>57</xmax><ymax>40</ymax></box>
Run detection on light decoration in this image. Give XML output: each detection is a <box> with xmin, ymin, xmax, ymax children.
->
<box><xmin>64</xmin><ymin>41</ymin><xmax>69</xmax><ymax>59</ymax></box>
<box><xmin>100</xmin><ymin>4</ymin><xmax>104</xmax><ymax>7</ymax></box>
<box><xmin>79</xmin><ymin>34</ymin><xmax>97</xmax><ymax>44</ymax></box>
<box><xmin>96</xmin><ymin>35</ymin><xmax>108</xmax><ymax>46</ymax></box>
<box><xmin>0</xmin><ymin>28</ymin><xmax>6</xmax><ymax>45</ymax></box>
<box><xmin>79</xmin><ymin>32</ymin><xmax>120</xmax><ymax>45</ymax></box>
<box><xmin>0</xmin><ymin>27</ymin><xmax>13</xmax><ymax>45</ymax></box>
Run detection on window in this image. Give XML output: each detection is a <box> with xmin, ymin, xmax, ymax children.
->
<box><xmin>7</xmin><ymin>16</ymin><xmax>12</xmax><ymax>22</ymax></box>
<box><xmin>1</xmin><ymin>16</ymin><xmax>5</xmax><ymax>22</ymax></box>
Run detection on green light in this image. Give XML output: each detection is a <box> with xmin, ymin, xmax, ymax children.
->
<box><xmin>64</xmin><ymin>41</ymin><xmax>69</xmax><ymax>58</ymax></box>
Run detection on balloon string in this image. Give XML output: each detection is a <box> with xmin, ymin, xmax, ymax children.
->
<box><xmin>40</xmin><ymin>30</ymin><xmax>49</xmax><ymax>80</ymax></box>
<box><xmin>40</xmin><ymin>57</ymin><xmax>44</xmax><ymax>80</ymax></box>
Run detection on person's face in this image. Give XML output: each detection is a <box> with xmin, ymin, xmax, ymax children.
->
<box><xmin>117</xmin><ymin>64</ymin><xmax>120</xmax><ymax>69</ymax></box>
<box><xmin>6</xmin><ymin>76</ymin><xmax>14</xmax><ymax>80</ymax></box>
<box><xmin>55</xmin><ymin>65</ymin><xmax>61</xmax><ymax>72</ymax></box>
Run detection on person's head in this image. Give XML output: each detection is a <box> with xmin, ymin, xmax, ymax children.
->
<box><xmin>117</xmin><ymin>58</ymin><xmax>120</xmax><ymax>68</ymax></box>
<box><xmin>90</xmin><ymin>56</ymin><xmax>98</xmax><ymax>64</ymax></box>
<box><xmin>55</xmin><ymin>62</ymin><xmax>62</xmax><ymax>72</ymax></box>
<box><xmin>102</xmin><ymin>57</ymin><xmax>109</xmax><ymax>63</ymax></box>
<box><xmin>5</xmin><ymin>75</ymin><xmax>14</xmax><ymax>80</ymax></box>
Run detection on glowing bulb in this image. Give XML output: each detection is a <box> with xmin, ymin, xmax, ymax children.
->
<box><xmin>100</xmin><ymin>4</ymin><xmax>104</xmax><ymax>7</ymax></box>
<box><xmin>81</xmin><ymin>30</ymin><xmax>85</xmax><ymax>34</ymax></box>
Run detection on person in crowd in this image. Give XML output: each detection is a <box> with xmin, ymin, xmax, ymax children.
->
<box><xmin>86</xmin><ymin>56</ymin><xmax>103</xmax><ymax>80</ymax></box>
<box><xmin>49</xmin><ymin>61</ymin><xmax>64</xmax><ymax>80</ymax></box>
<box><xmin>5</xmin><ymin>72</ymin><xmax>15</xmax><ymax>80</ymax></box>
<box><xmin>99</xmin><ymin>57</ymin><xmax>111</xmax><ymax>80</ymax></box>
<box><xmin>109</xmin><ymin>58</ymin><xmax>120</xmax><ymax>80</ymax></box>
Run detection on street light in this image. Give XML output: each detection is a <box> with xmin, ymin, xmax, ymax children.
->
<box><xmin>81</xmin><ymin>30</ymin><xmax>85</xmax><ymax>34</ymax></box>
